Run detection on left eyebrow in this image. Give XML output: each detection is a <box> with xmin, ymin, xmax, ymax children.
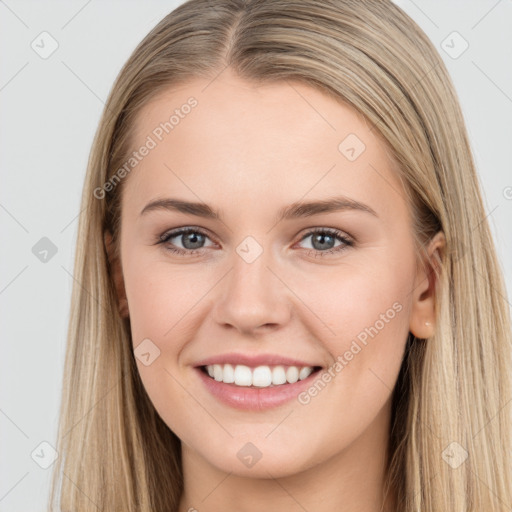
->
<box><xmin>277</xmin><ymin>196</ymin><xmax>379</xmax><ymax>221</ymax></box>
<box><xmin>139</xmin><ymin>195</ymin><xmax>378</xmax><ymax>221</ymax></box>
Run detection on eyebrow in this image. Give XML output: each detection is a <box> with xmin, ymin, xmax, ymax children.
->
<box><xmin>139</xmin><ymin>195</ymin><xmax>378</xmax><ymax>221</ymax></box>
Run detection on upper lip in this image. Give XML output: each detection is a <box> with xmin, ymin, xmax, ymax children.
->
<box><xmin>194</xmin><ymin>353</ymin><xmax>323</xmax><ymax>368</ymax></box>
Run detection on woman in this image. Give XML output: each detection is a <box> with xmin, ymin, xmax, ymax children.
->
<box><xmin>49</xmin><ymin>1</ymin><xmax>512</xmax><ymax>510</ymax></box>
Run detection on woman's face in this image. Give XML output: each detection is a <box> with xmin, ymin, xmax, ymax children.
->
<box><xmin>109</xmin><ymin>69</ymin><xmax>436</xmax><ymax>478</ymax></box>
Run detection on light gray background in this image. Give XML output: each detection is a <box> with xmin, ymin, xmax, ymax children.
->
<box><xmin>1</xmin><ymin>1</ymin><xmax>511</xmax><ymax>510</ymax></box>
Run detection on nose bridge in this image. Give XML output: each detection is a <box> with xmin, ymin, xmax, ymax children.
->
<box><xmin>231</xmin><ymin>244</ymin><xmax>272</xmax><ymax>296</ymax></box>
<box><xmin>213</xmin><ymin>238</ymin><xmax>291</xmax><ymax>332</ymax></box>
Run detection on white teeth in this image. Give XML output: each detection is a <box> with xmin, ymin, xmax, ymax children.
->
<box><xmin>213</xmin><ymin>364</ymin><xmax>223</xmax><ymax>382</ymax></box>
<box><xmin>272</xmin><ymin>365</ymin><xmax>287</xmax><ymax>385</ymax></box>
<box><xmin>299</xmin><ymin>367</ymin><xmax>313</xmax><ymax>380</ymax></box>
<box><xmin>286</xmin><ymin>366</ymin><xmax>299</xmax><ymax>384</ymax></box>
<box><xmin>204</xmin><ymin>364</ymin><xmax>316</xmax><ymax>388</ymax></box>
<box><xmin>252</xmin><ymin>366</ymin><xmax>272</xmax><ymax>387</ymax></box>
<box><xmin>234</xmin><ymin>365</ymin><xmax>252</xmax><ymax>386</ymax></box>
<box><xmin>223</xmin><ymin>363</ymin><xmax>235</xmax><ymax>383</ymax></box>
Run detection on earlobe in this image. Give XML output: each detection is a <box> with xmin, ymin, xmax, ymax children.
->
<box><xmin>409</xmin><ymin>231</ymin><xmax>445</xmax><ymax>339</ymax></box>
<box><xmin>104</xmin><ymin>231</ymin><xmax>130</xmax><ymax>319</ymax></box>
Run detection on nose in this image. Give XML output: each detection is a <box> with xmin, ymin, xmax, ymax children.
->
<box><xmin>213</xmin><ymin>248</ymin><xmax>292</xmax><ymax>335</ymax></box>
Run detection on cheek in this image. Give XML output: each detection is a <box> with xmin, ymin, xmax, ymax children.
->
<box><xmin>299</xmin><ymin>250</ymin><xmax>414</xmax><ymax>398</ymax></box>
<box><xmin>304</xmin><ymin>252</ymin><xmax>412</xmax><ymax>344</ymax></box>
<box><xmin>283</xmin><ymin>255</ymin><xmax>413</xmax><ymax>453</ymax></box>
<box><xmin>124</xmin><ymin>259</ymin><xmax>214</xmax><ymax>346</ymax></box>
<box><xmin>123</xmin><ymin>261</ymin><xmax>215</xmax><ymax>433</ymax></box>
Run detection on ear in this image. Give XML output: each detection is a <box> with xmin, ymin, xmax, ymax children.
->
<box><xmin>409</xmin><ymin>231</ymin><xmax>445</xmax><ymax>339</ymax></box>
<box><xmin>104</xmin><ymin>231</ymin><xmax>129</xmax><ymax>319</ymax></box>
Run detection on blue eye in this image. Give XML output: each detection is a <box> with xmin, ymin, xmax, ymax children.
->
<box><xmin>156</xmin><ymin>227</ymin><xmax>353</xmax><ymax>257</ymax></box>
<box><xmin>158</xmin><ymin>227</ymin><xmax>214</xmax><ymax>255</ymax></box>
<box><xmin>297</xmin><ymin>228</ymin><xmax>353</xmax><ymax>256</ymax></box>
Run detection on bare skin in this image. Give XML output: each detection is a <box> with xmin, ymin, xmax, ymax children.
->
<box><xmin>106</xmin><ymin>67</ymin><xmax>443</xmax><ymax>511</ymax></box>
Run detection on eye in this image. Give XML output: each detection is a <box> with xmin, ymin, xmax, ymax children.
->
<box><xmin>156</xmin><ymin>226</ymin><xmax>354</xmax><ymax>257</ymax></box>
<box><xmin>157</xmin><ymin>227</ymin><xmax>215</xmax><ymax>255</ymax></box>
<box><xmin>296</xmin><ymin>228</ymin><xmax>353</xmax><ymax>256</ymax></box>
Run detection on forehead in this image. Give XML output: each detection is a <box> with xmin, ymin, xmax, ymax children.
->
<box><xmin>124</xmin><ymin>71</ymin><xmax>407</xmax><ymax>223</ymax></box>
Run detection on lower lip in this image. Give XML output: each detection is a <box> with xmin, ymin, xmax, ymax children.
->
<box><xmin>195</xmin><ymin>367</ymin><xmax>321</xmax><ymax>410</ymax></box>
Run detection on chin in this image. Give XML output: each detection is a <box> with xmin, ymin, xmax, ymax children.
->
<box><xmin>189</xmin><ymin>435</ymin><xmax>323</xmax><ymax>479</ymax></box>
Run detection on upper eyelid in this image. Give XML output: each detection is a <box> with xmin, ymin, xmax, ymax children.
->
<box><xmin>159</xmin><ymin>227</ymin><xmax>218</xmax><ymax>250</ymax></box>
<box><xmin>160</xmin><ymin>226</ymin><xmax>212</xmax><ymax>240</ymax></box>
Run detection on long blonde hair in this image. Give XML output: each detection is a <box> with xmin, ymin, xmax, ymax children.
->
<box><xmin>49</xmin><ymin>1</ymin><xmax>512</xmax><ymax>510</ymax></box>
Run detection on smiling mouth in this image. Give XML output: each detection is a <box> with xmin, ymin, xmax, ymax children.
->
<box><xmin>200</xmin><ymin>364</ymin><xmax>323</xmax><ymax>388</ymax></box>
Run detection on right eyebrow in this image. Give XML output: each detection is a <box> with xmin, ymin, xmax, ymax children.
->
<box><xmin>140</xmin><ymin>198</ymin><xmax>220</xmax><ymax>219</ymax></box>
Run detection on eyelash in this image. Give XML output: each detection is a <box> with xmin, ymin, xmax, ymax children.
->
<box><xmin>156</xmin><ymin>226</ymin><xmax>354</xmax><ymax>257</ymax></box>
